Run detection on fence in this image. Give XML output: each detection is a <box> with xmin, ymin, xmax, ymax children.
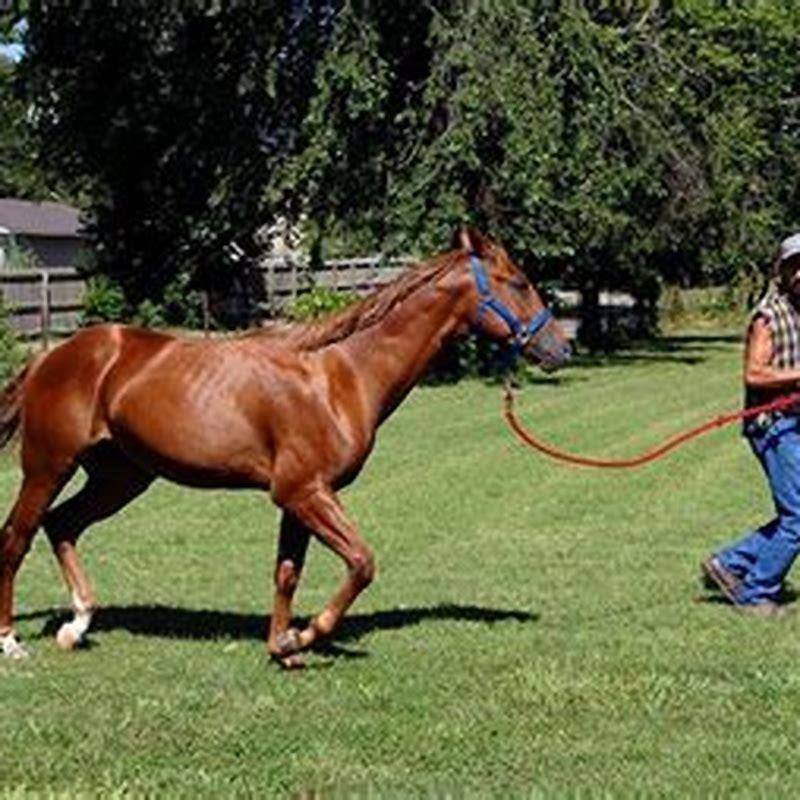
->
<box><xmin>0</xmin><ymin>258</ymin><xmax>410</xmax><ymax>341</ymax></box>
<box><xmin>254</xmin><ymin>255</ymin><xmax>409</xmax><ymax>313</ymax></box>
<box><xmin>0</xmin><ymin>267</ymin><xmax>84</xmax><ymax>344</ymax></box>
<box><xmin>0</xmin><ymin>258</ymin><xmax>637</xmax><ymax>343</ymax></box>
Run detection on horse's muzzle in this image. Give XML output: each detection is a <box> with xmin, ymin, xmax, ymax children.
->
<box><xmin>524</xmin><ymin>329</ymin><xmax>572</xmax><ymax>372</ymax></box>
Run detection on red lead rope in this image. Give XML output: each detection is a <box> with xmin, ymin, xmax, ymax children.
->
<box><xmin>503</xmin><ymin>383</ymin><xmax>800</xmax><ymax>469</ymax></box>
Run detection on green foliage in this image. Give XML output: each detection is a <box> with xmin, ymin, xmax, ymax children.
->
<box><xmin>80</xmin><ymin>275</ymin><xmax>126</xmax><ymax>325</ymax></box>
<box><xmin>2</xmin><ymin>239</ymin><xmax>39</xmax><ymax>271</ymax></box>
<box><xmin>129</xmin><ymin>272</ymin><xmax>205</xmax><ymax>330</ymax></box>
<box><xmin>425</xmin><ymin>336</ymin><xmax>524</xmax><ymax>384</ymax></box>
<box><xmin>0</xmin><ymin>294</ymin><xmax>22</xmax><ymax>382</ymax></box>
<box><xmin>22</xmin><ymin>2</ymin><xmax>332</xmax><ymax>307</ymax></box>
<box><xmin>82</xmin><ymin>271</ymin><xmax>205</xmax><ymax>330</ymax></box>
<box><xmin>285</xmin><ymin>286</ymin><xmax>358</xmax><ymax>322</ymax></box>
<box><xmin>276</xmin><ymin>1</ymin><xmax>800</xmax><ymax>348</ymax></box>
<box><xmin>661</xmin><ymin>285</ymin><xmax>752</xmax><ymax>332</ymax></box>
<box><xmin>132</xmin><ymin>299</ymin><xmax>167</xmax><ymax>330</ymax></box>
<box><xmin>159</xmin><ymin>272</ymin><xmax>204</xmax><ymax>329</ymax></box>
<box><xmin>17</xmin><ymin>2</ymin><xmax>800</xmax><ymax>347</ymax></box>
<box><xmin>0</xmin><ymin>51</ymin><xmax>52</xmax><ymax>199</ymax></box>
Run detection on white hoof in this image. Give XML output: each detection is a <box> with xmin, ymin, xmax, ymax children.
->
<box><xmin>55</xmin><ymin>621</ymin><xmax>84</xmax><ymax>651</ymax></box>
<box><xmin>1</xmin><ymin>632</ymin><xmax>30</xmax><ymax>660</ymax></box>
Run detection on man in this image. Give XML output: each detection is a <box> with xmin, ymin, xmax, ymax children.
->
<box><xmin>703</xmin><ymin>233</ymin><xmax>800</xmax><ymax>617</ymax></box>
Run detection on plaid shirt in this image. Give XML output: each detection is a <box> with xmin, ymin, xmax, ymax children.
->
<box><xmin>744</xmin><ymin>286</ymin><xmax>800</xmax><ymax>435</ymax></box>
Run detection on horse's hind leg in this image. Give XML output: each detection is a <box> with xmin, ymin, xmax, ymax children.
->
<box><xmin>42</xmin><ymin>443</ymin><xmax>152</xmax><ymax>650</ymax></box>
<box><xmin>0</xmin><ymin>468</ymin><xmax>75</xmax><ymax>658</ymax></box>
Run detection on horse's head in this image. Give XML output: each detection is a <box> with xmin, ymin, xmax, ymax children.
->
<box><xmin>454</xmin><ymin>228</ymin><xmax>571</xmax><ymax>372</ymax></box>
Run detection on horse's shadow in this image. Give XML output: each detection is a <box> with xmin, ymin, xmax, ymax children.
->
<box><xmin>18</xmin><ymin>603</ymin><xmax>538</xmax><ymax>659</ymax></box>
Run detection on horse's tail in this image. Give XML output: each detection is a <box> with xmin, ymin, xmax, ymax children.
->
<box><xmin>0</xmin><ymin>362</ymin><xmax>30</xmax><ymax>450</ymax></box>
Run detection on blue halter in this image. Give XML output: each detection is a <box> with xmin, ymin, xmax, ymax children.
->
<box><xmin>469</xmin><ymin>254</ymin><xmax>554</xmax><ymax>355</ymax></box>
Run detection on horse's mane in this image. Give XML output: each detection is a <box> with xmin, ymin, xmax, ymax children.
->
<box><xmin>255</xmin><ymin>251</ymin><xmax>465</xmax><ymax>351</ymax></box>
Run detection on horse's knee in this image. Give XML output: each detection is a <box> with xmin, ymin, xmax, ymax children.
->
<box><xmin>0</xmin><ymin>525</ymin><xmax>34</xmax><ymax>564</ymax></box>
<box><xmin>350</xmin><ymin>546</ymin><xmax>376</xmax><ymax>586</ymax></box>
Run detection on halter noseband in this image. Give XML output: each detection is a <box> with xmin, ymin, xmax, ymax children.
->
<box><xmin>469</xmin><ymin>254</ymin><xmax>554</xmax><ymax>354</ymax></box>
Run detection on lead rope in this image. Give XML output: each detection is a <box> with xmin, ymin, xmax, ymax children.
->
<box><xmin>503</xmin><ymin>380</ymin><xmax>800</xmax><ymax>469</ymax></box>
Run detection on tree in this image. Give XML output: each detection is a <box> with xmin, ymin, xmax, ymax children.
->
<box><xmin>664</xmin><ymin>1</ymin><xmax>800</xmax><ymax>287</ymax></box>
<box><xmin>0</xmin><ymin>12</ymin><xmax>54</xmax><ymax>200</ymax></box>
<box><xmin>18</xmin><ymin>0</ymin><xmax>800</xmax><ymax>344</ymax></box>
<box><xmin>22</xmin><ymin>2</ymin><xmax>334</xmax><ymax>309</ymax></box>
<box><xmin>279</xmin><ymin>0</ymin><xmax>800</xmax><ymax>347</ymax></box>
<box><xmin>281</xmin><ymin>1</ymin><xmax>684</xmax><ymax>344</ymax></box>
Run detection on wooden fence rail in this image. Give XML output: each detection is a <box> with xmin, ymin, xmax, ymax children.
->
<box><xmin>0</xmin><ymin>267</ymin><xmax>85</xmax><ymax>345</ymax></box>
<box><xmin>0</xmin><ymin>259</ymin><xmax>412</xmax><ymax>342</ymax></box>
<box><xmin>0</xmin><ymin>258</ymin><xmax>631</xmax><ymax>343</ymax></box>
<box><xmin>254</xmin><ymin>255</ymin><xmax>409</xmax><ymax>312</ymax></box>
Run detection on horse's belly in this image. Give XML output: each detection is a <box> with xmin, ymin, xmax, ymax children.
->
<box><xmin>108</xmin><ymin>395</ymin><xmax>272</xmax><ymax>490</ymax></box>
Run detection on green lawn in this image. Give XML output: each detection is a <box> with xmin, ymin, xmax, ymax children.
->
<box><xmin>3</xmin><ymin>332</ymin><xmax>800</xmax><ymax>797</ymax></box>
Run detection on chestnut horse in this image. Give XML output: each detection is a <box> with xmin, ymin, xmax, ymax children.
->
<box><xmin>0</xmin><ymin>229</ymin><xmax>570</xmax><ymax>666</ymax></box>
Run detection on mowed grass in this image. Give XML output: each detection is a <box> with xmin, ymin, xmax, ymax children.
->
<box><xmin>3</xmin><ymin>332</ymin><xmax>800</xmax><ymax>797</ymax></box>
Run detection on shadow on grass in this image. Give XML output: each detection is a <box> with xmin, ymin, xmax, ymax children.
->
<box><xmin>20</xmin><ymin>603</ymin><xmax>538</xmax><ymax>658</ymax></box>
<box><xmin>477</xmin><ymin>333</ymin><xmax>743</xmax><ymax>389</ymax></box>
<box><xmin>695</xmin><ymin>584</ymin><xmax>798</xmax><ymax>607</ymax></box>
<box><xmin>567</xmin><ymin>334</ymin><xmax>742</xmax><ymax>370</ymax></box>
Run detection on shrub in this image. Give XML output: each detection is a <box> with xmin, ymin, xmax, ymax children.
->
<box><xmin>0</xmin><ymin>295</ymin><xmax>24</xmax><ymax>383</ymax></box>
<box><xmin>425</xmin><ymin>335</ymin><xmax>529</xmax><ymax>385</ymax></box>
<box><xmin>160</xmin><ymin>272</ymin><xmax>203</xmax><ymax>328</ymax></box>
<box><xmin>660</xmin><ymin>284</ymin><xmax>752</xmax><ymax>331</ymax></box>
<box><xmin>286</xmin><ymin>286</ymin><xmax>358</xmax><ymax>321</ymax></box>
<box><xmin>3</xmin><ymin>241</ymin><xmax>39</xmax><ymax>271</ymax></box>
<box><xmin>134</xmin><ymin>273</ymin><xmax>203</xmax><ymax>329</ymax></box>
<box><xmin>133</xmin><ymin>299</ymin><xmax>167</xmax><ymax>329</ymax></box>
<box><xmin>81</xmin><ymin>275</ymin><xmax>127</xmax><ymax>325</ymax></box>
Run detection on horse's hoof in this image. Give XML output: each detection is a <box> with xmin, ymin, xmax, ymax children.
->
<box><xmin>1</xmin><ymin>632</ymin><xmax>30</xmax><ymax>660</ymax></box>
<box><xmin>275</xmin><ymin>627</ymin><xmax>302</xmax><ymax>656</ymax></box>
<box><xmin>55</xmin><ymin>623</ymin><xmax>82</xmax><ymax>651</ymax></box>
<box><xmin>271</xmin><ymin>652</ymin><xmax>306</xmax><ymax>671</ymax></box>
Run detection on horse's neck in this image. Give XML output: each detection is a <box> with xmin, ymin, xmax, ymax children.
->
<box><xmin>338</xmin><ymin>276</ymin><xmax>469</xmax><ymax>424</ymax></box>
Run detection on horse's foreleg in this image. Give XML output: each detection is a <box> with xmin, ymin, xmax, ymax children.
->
<box><xmin>43</xmin><ymin>458</ymin><xmax>152</xmax><ymax>650</ymax></box>
<box><xmin>267</xmin><ymin>511</ymin><xmax>311</xmax><ymax>668</ymax></box>
<box><xmin>275</xmin><ymin>488</ymin><xmax>375</xmax><ymax>661</ymax></box>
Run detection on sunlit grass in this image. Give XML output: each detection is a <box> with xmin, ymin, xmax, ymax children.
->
<box><xmin>3</xmin><ymin>332</ymin><xmax>799</xmax><ymax>797</ymax></box>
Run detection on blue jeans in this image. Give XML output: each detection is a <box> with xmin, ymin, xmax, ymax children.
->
<box><xmin>717</xmin><ymin>416</ymin><xmax>800</xmax><ymax>604</ymax></box>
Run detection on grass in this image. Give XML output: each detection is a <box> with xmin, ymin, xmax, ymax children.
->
<box><xmin>3</xmin><ymin>331</ymin><xmax>800</xmax><ymax>797</ymax></box>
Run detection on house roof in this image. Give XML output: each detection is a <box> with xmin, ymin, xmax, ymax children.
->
<box><xmin>0</xmin><ymin>198</ymin><xmax>84</xmax><ymax>238</ymax></box>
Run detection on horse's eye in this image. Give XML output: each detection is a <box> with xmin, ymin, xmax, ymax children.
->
<box><xmin>510</xmin><ymin>278</ymin><xmax>528</xmax><ymax>291</ymax></box>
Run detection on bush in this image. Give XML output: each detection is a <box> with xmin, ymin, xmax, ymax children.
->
<box><xmin>133</xmin><ymin>299</ymin><xmax>167</xmax><ymax>329</ymax></box>
<box><xmin>81</xmin><ymin>275</ymin><xmax>127</xmax><ymax>325</ymax></box>
<box><xmin>132</xmin><ymin>274</ymin><xmax>203</xmax><ymax>329</ymax></box>
<box><xmin>159</xmin><ymin>272</ymin><xmax>203</xmax><ymax>328</ymax></box>
<box><xmin>660</xmin><ymin>284</ymin><xmax>753</xmax><ymax>331</ymax></box>
<box><xmin>425</xmin><ymin>335</ymin><xmax>533</xmax><ymax>385</ymax></box>
<box><xmin>285</xmin><ymin>287</ymin><xmax>358</xmax><ymax>321</ymax></box>
<box><xmin>0</xmin><ymin>295</ymin><xmax>24</xmax><ymax>383</ymax></box>
<box><xmin>81</xmin><ymin>271</ymin><xmax>206</xmax><ymax>330</ymax></box>
<box><xmin>2</xmin><ymin>241</ymin><xmax>39</xmax><ymax>271</ymax></box>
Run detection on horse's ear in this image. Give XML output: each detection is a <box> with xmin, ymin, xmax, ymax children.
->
<box><xmin>452</xmin><ymin>227</ymin><xmax>491</xmax><ymax>257</ymax></box>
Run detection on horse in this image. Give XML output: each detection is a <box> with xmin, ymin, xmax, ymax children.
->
<box><xmin>0</xmin><ymin>228</ymin><xmax>570</xmax><ymax>667</ymax></box>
